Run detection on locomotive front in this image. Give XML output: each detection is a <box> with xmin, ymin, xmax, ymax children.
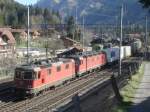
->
<box><xmin>14</xmin><ymin>65</ymin><xmax>40</xmax><ymax>96</ymax></box>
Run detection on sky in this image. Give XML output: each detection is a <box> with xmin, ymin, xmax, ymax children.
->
<box><xmin>14</xmin><ymin>0</ymin><xmax>38</xmax><ymax>5</ymax></box>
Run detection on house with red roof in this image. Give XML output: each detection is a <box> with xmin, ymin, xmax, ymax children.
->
<box><xmin>0</xmin><ymin>28</ymin><xmax>16</xmax><ymax>57</ymax></box>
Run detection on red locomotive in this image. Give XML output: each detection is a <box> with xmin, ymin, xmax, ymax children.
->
<box><xmin>69</xmin><ymin>52</ymin><xmax>106</xmax><ymax>76</ymax></box>
<box><xmin>14</xmin><ymin>51</ymin><xmax>106</xmax><ymax>96</ymax></box>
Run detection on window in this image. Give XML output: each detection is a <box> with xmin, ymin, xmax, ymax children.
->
<box><xmin>33</xmin><ymin>72</ymin><xmax>37</xmax><ymax>79</ymax></box>
<box><xmin>15</xmin><ymin>71</ymin><xmax>21</xmax><ymax>79</ymax></box>
<box><xmin>80</xmin><ymin>60</ymin><xmax>83</xmax><ymax>65</ymax></box>
<box><xmin>48</xmin><ymin>69</ymin><xmax>51</xmax><ymax>75</ymax></box>
<box><xmin>57</xmin><ymin>66</ymin><xmax>61</xmax><ymax>72</ymax></box>
<box><xmin>23</xmin><ymin>71</ymin><xmax>33</xmax><ymax>80</ymax></box>
<box><xmin>65</xmin><ymin>64</ymin><xmax>69</xmax><ymax>69</ymax></box>
<box><xmin>38</xmin><ymin>71</ymin><xmax>41</xmax><ymax>79</ymax></box>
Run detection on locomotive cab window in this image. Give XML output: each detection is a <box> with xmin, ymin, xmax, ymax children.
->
<box><xmin>80</xmin><ymin>60</ymin><xmax>83</xmax><ymax>65</ymax></box>
<box><xmin>38</xmin><ymin>71</ymin><xmax>41</xmax><ymax>79</ymax></box>
<box><xmin>15</xmin><ymin>71</ymin><xmax>21</xmax><ymax>79</ymax></box>
<box><xmin>65</xmin><ymin>64</ymin><xmax>69</xmax><ymax>69</ymax></box>
<box><xmin>57</xmin><ymin>66</ymin><xmax>61</xmax><ymax>72</ymax></box>
<box><xmin>23</xmin><ymin>71</ymin><xmax>33</xmax><ymax>80</ymax></box>
<box><xmin>33</xmin><ymin>72</ymin><xmax>38</xmax><ymax>79</ymax></box>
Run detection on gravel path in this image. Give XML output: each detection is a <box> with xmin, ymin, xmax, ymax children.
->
<box><xmin>130</xmin><ymin>63</ymin><xmax>150</xmax><ymax>112</ymax></box>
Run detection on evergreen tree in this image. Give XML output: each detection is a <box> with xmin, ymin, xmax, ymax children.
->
<box><xmin>35</xmin><ymin>6</ymin><xmax>43</xmax><ymax>15</ymax></box>
<box><xmin>139</xmin><ymin>0</ymin><xmax>150</xmax><ymax>8</ymax></box>
<box><xmin>0</xmin><ymin>0</ymin><xmax>61</xmax><ymax>27</ymax></box>
<box><xmin>66</xmin><ymin>16</ymin><xmax>75</xmax><ymax>38</ymax></box>
<box><xmin>5</xmin><ymin>12</ymin><xmax>18</xmax><ymax>27</ymax></box>
<box><xmin>43</xmin><ymin>8</ymin><xmax>52</xmax><ymax>23</ymax></box>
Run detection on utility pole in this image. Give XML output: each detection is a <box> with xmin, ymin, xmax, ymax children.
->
<box><xmin>45</xmin><ymin>17</ymin><xmax>48</xmax><ymax>59</ymax></box>
<box><xmin>73</xmin><ymin>6</ymin><xmax>78</xmax><ymax>45</ymax></box>
<box><xmin>145</xmin><ymin>16</ymin><xmax>148</xmax><ymax>59</ymax></box>
<box><xmin>115</xmin><ymin>16</ymin><xmax>118</xmax><ymax>38</ymax></box>
<box><xmin>82</xmin><ymin>16</ymin><xmax>85</xmax><ymax>50</ymax></box>
<box><xmin>27</xmin><ymin>5</ymin><xmax>30</xmax><ymax>63</ymax></box>
<box><xmin>75</xmin><ymin>6</ymin><xmax>78</xmax><ymax>26</ymax></box>
<box><xmin>119</xmin><ymin>4</ymin><xmax>123</xmax><ymax>76</ymax></box>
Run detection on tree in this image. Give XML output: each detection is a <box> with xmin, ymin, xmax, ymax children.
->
<box><xmin>43</xmin><ymin>8</ymin><xmax>52</xmax><ymax>23</ymax></box>
<box><xmin>0</xmin><ymin>0</ymin><xmax>61</xmax><ymax>27</ymax></box>
<box><xmin>5</xmin><ymin>12</ymin><xmax>18</xmax><ymax>27</ymax></box>
<box><xmin>139</xmin><ymin>0</ymin><xmax>150</xmax><ymax>8</ymax></box>
<box><xmin>17</xmin><ymin>7</ymin><xmax>26</xmax><ymax>26</ymax></box>
<box><xmin>66</xmin><ymin>16</ymin><xmax>75</xmax><ymax>38</ymax></box>
<box><xmin>35</xmin><ymin>6</ymin><xmax>43</xmax><ymax>15</ymax></box>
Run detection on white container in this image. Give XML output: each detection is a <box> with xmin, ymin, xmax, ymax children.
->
<box><xmin>121</xmin><ymin>46</ymin><xmax>124</xmax><ymax>59</ymax></box>
<box><xmin>123</xmin><ymin>46</ymin><xmax>131</xmax><ymax>58</ymax></box>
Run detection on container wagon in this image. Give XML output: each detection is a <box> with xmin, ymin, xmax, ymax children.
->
<box><xmin>102</xmin><ymin>47</ymin><xmax>120</xmax><ymax>63</ymax></box>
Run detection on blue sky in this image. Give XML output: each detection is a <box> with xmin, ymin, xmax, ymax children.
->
<box><xmin>14</xmin><ymin>0</ymin><xmax>38</xmax><ymax>5</ymax></box>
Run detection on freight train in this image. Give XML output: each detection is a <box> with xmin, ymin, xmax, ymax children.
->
<box><xmin>14</xmin><ymin>46</ymin><xmax>131</xmax><ymax>97</ymax></box>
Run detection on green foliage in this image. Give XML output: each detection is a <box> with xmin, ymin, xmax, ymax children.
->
<box><xmin>66</xmin><ymin>16</ymin><xmax>75</xmax><ymax>38</ymax></box>
<box><xmin>112</xmin><ymin>63</ymin><xmax>145</xmax><ymax>112</ymax></box>
<box><xmin>43</xmin><ymin>8</ymin><xmax>51</xmax><ymax>23</ymax></box>
<box><xmin>66</xmin><ymin>16</ymin><xmax>82</xmax><ymax>42</ymax></box>
<box><xmin>0</xmin><ymin>0</ymin><xmax>61</xmax><ymax>27</ymax></box>
<box><xmin>5</xmin><ymin>12</ymin><xmax>18</xmax><ymax>26</ymax></box>
<box><xmin>92</xmin><ymin>44</ymin><xmax>103</xmax><ymax>51</ymax></box>
<box><xmin>139</xmin><ymin>0</ymin><xmax>150</xmax><ymax>8</ymax></box>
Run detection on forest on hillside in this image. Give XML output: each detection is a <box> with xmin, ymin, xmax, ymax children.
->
<box><xmin>0</xmin><ymin>0</ymin><xmax>61</xmax><ymax>28</ymax></box>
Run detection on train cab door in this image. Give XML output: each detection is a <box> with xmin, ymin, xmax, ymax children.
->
<box><xmin>42</xmin><ymin>78</ymin><xmax>45</xmax><ymax>84</ymax></box>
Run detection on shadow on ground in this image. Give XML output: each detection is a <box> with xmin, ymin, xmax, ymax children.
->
<box><xmin>128</xmin><ymin>96</ymin><xmax>150</xmax><ymax>112</ymax></box>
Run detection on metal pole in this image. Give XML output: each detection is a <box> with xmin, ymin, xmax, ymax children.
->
<box><xmin>119</xmin><ymin>4</ymin><xmax>123</xmax><ymax>76</ymax></box>
<box><xmin>27</xmin><ymin>6</ymin><xmax>30</xmax><ymax>63</ymax></box>
<box><xmin>75</xmin><ymin>6</ymin><xmax>78</xmax><ymax>25</ymax></box>
<box><xmin>46</xmin><ymin>24</ymin><xmax>48</xmax><ymax>59</ymax></box>
<box><xmin>75</xmin><ymin>6</ymin><xmax>78</xmax><ymax>42</ymax></box>
<box><xmin>82</xmin><ymin>16</ymin><xmax>85</xmax><ymax>50</ymax></box>
<box><xmin>145</xmin><ymin>16</ymin><xmax>148</xmax><ymax>59</ymax></box>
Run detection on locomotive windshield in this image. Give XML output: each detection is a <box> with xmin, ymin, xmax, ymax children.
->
<box><xmin>15</xmin><ymin>70</ymin><xmax>36</xmax><ymax>80</ymax></box>
<box><xmin>23</xmin><ymin>71</ymin><xmax>33</xmax><ymax>79</ymax></box>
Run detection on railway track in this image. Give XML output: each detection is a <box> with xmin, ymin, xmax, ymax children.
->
<box><xmin>37</xmin><ymin>76</ymin><xmax>110</xmax><ymax>112</ymax></box>
<box><xmin>0</xmin><ymin>57</ymin><xmax>142</xmax><ymax>112</ymax></box>
<box><xmin>0</xmin><ymin>77</ymin><xmax>13</xmax><ymax>84</ymax></box>
<box><xmin>0</xmin><ymin>77</ymin><xmax>14</xmax><ymax>96</ymax></box>
<box><xmin>0</xmin><ymin>67</ymin><xmax>114</xmax><ymax>112</ymax></box>
<box><xmin>31</xmin><ymin>62</ymin><xmax>134</xmax><ymax>112</ymax></box>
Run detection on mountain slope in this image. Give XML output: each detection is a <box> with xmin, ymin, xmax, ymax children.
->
<box><xmin>0</xmin><ymin>0</ymin><xmax>61</xmax><ymax>27</ymax></box>
<box><xmin>36</xmin><ymin>0</ymin><xmax>149</xmax><ymax>24</ymax></box>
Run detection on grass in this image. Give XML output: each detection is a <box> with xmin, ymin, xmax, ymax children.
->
<box><xmin>112</xmin><ymin>62</ymin><xmax>145</xmax><ymax>112</ymax></box>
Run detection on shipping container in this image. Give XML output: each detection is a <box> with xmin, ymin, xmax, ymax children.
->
<box><xmin>131</xmin><ymin>39</ymin><xmax>142</xmax><ymax>54</ymax></box>
<box><xmin>102</xmin><ymin>47</ymin><xmax>120</xmax><ymax>63</ymax></box>
<box><xmin>123</xmin><ymin>46</ymin><xmax>131</xmax><ymax>57</ymax></box>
